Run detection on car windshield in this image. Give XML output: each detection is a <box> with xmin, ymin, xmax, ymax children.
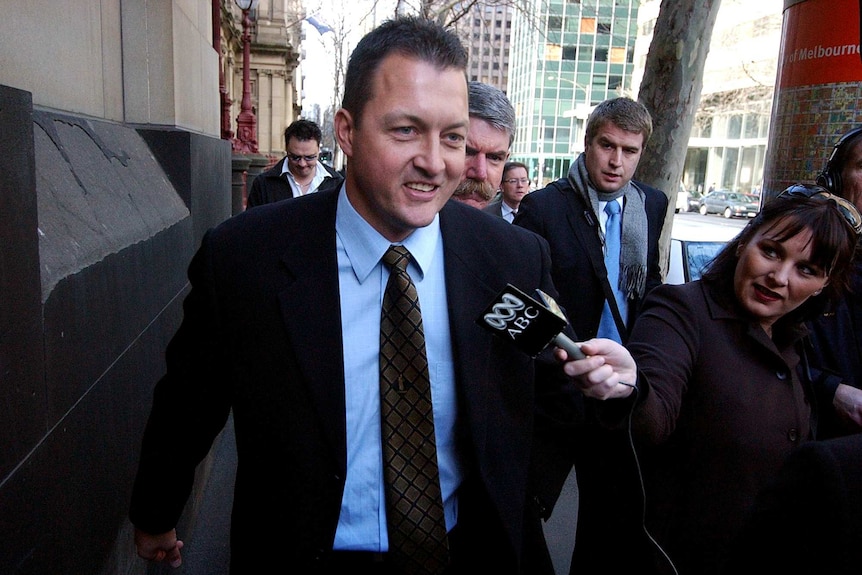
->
<box><xmin>684</xmin><ymin>241</ymin><xmax>726</xmax><ymax>281</ymax></box>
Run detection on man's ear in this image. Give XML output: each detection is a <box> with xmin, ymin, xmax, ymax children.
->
<box><xmin>334</xmin><ymin>109</ymin><xmax>354</xmax><ymax>157</ymax></box>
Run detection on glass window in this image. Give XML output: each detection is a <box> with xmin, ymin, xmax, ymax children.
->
<box><xmin>727</xmin><ymin>115</ymin><xmax>743</xmax><ymax>139</ymax></box>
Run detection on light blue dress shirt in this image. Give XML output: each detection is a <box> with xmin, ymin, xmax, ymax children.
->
<box><xmin>332</xmin><ymin>187</ymin><xmax>462</xmax><ymax>551</ymax></box>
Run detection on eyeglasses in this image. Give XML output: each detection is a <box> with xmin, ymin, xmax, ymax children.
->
<box><xmin>287</xmin><ymin>153</ymin><xmax>319</xmax><ymax>163</ymax></box>
<box><xmin>780</xmin><ymin>183</ymin><xmax>862</xmax><ymax>234</ymax></box>
<box><xmin>503</xmin><ymin>177</ymin><xmax>530</xmax><ymax>185</ymax></box>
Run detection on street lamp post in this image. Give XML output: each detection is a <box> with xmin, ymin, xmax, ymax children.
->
<box><xmin>232</xmin><ymin>0</ymin><xmax>259</xmax><ymax>154</ymax></box>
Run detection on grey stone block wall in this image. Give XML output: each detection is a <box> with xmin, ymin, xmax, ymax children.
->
<box><xmin>0</xmin><ymin>83</ymin><xmax>231</xmax><ymax>574</ymax></box>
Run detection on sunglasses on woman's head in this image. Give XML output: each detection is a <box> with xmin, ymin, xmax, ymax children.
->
<box><xmin>779</xmin><ymin>183</ymin><xmax>862</xmax><ymax>235</ymax></box>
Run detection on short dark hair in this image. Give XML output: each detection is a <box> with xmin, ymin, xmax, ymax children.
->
<box><xmin>502</xmin><ymin>161</ymin><xmax>528</xmax><ymax>180</ymax></box>
<box><xmin>468</xmin><ymin>81</ymin><xmax>515</xmax><ymax>147</ymax></box>
<box><xmin>341</xmin><ymin>16</ymin><xmax>468</xmax><ymax>127</ymax></box>
<box><xmin>703</xmin><ymin>191</ymin><xmax>858</xmax><ymax>324</ymax></box>
<box><xmin>585</xmin><ymin>97</ymin><xmax>653</xmax><ymax>145</ymax></box>
<box><xmin>284</xmin><ymin>119</ymin><xmax>322</xmax><ymax>149</ymax></box>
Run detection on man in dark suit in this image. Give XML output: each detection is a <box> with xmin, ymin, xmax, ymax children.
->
<box><xmin>515</xmin><ymin>97</ymin><xmax>668</xmax><ymax>574</ymax></box>
<box><xmin>450</xmin><ymin>82</ymin><xmax>514</xmax><ymax>209</ymax></box>
<box><xmin>484</xmin><ymin>161</ymin><xmax>530</xmax><ymax>223</ymax></box>
<box><xmin>809</xmin><ymin>126</ymin><xmax>862</xmax><ymax>438</ymax></box>
<box><xmin>130</xmin><ymin>16</ymin><xmax>574</xmax><ymax>574</ymax></box>
<box><xmin>246</xmin><ymin>118</ymin><xmax>343</xmax><ymax>207</ymax></box>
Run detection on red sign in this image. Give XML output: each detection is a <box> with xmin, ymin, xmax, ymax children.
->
<box><xmin>777</xmin><ymin>0</ymin><xmax>862</xmax><ymax>87</ymax></box>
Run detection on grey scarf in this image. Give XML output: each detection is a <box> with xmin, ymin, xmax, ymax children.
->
<box><xmin>567</xmin><ymin>153</ymin><xmax>648</xmax><ymax>301</ymax></box>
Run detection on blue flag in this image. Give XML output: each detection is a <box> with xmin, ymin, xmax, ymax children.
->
<box><xmin>306</xmin><ymin>15</ymin><xmax>333</xmax><ymax>35</ymax></box>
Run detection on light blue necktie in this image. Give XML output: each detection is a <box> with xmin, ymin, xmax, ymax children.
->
<box><xmin>597</xmin><ymin>200</ymin><xmax>626</xmax><ymax>343</ymax></box>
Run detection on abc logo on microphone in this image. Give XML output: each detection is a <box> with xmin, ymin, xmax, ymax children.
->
<box><xmin>477</xmin><ymin>284</ymin><xmax>568</xmax><ymax>356</ymax></box>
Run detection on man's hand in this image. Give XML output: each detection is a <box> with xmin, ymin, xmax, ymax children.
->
<box><xmin>556</xmin><ymin>338</ymin><xmax>637</xmax><ymax>400</ymax></box>
<box><xmin>834</xmin><ymin>383</ymin><xmax>862</xmax><ymax>430</ymax></box>
<box><xmin>134</xmin><ymin>527</ymin><xmax>184</xmax><ymax>568</ymax></box>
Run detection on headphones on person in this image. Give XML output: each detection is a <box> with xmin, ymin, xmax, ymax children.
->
<box><xmin>816</xmin><ymin>126</ymin><xmax>862</xmax><ymax>193</ymax></box>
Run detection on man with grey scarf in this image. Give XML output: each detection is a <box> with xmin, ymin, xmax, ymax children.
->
<box><xmin>515</xmin><ymin>97</ymin><xmax>667</xmax><ymax>575</ymax></box>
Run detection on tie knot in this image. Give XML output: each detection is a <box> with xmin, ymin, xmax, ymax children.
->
<box><xmin>605</xmin><ymin>200</ymin><xmax>621</xmax><ymax>216</ymax></box>
<box><xmin>383</xmin><ymin>245</ymin><xmax>411</xmax><ymax>273</ymax></box>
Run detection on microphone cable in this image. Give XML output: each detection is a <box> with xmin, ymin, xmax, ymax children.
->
<box><xmin>618</xmin><ymin>381</ymin><xmax>680</xmax><ymax>575</ymax></box>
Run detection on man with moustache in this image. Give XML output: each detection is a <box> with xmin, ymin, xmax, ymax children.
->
<box><xmin>451</xmin><ymin>82</ymin><xmax>515</xmax><ymax>209</ymax></box>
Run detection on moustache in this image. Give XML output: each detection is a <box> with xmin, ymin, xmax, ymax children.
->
<box><xmin>452</xmin><ymin>178</ymin><xmax>496</xmax><ymax>202</ymax></box>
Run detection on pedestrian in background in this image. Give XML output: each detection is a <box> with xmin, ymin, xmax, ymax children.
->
<box><xmin>451</xmin><ymin>82</ymin><xmax>514</xmax><ymax>209</ymax></box>
<box><xmin>808</xmin><ymin>126</ymin><xmax>862</xmax><ymax>438</ymax></box>
<box><xmin>484</xmin><ymin>161</ymin><xmax>530</xmax><ymax>222</ymax></box>
<box><xmin>246</xmin><ymin>118</ymin><xmax>343</xmax><ymax>207</ymax></box>
<box><xmin>515</xmin><ymin>97</ymin><xmax>667</xmax><ymax>575</ymax></box>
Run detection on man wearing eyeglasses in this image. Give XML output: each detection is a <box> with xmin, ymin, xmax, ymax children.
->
<box><xmin>246</xmin><ymin>118</ymin><xmax>343</xmax><ymax>208</ymax></box>
<box><xmin>451</xmin><ymin>82</ymin><xmax>514</xmax><ymax>209</ymax></box>
<box><xmin>484</xmin><ymin>162</ymin><xmax>530</xmax><ymax>222</ymax></box>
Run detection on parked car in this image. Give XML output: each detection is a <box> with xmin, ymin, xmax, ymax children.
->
<box><xmin>685</xmin><ymin>189</ymin><xmax>704</xmax><ymax>213</ymax></box>
<box><xmin>674</xmin><ymin>186</ymin><xmax>703</xmax><ymax>213</ymax></box>
<box><xmin>698</xmin><ymin>190</ymin><xmax>760</xmax><ymax>218</ymax></box>
<box><xmin>666</xmin><ymin>217</ymin><xmax>743</xmax><ymax>284</ymax></box>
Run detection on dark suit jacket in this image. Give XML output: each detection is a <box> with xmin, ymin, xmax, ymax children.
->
<box><xmin>246</xmin><ymin>157</ymin><xmax>343</xmax><ymax>207</ymax></box>
<box><xmin>515</xmin><ymin>177</ymin><xmax>668</xmax><ymax>342</ymax></box>
<box><xmin>130</xmin><ymin>187</ymin><xmax>574</xmax><ymax>573</ymax></box>
<box><xmin>482</xmin><ymin>198</ymin><xmax>505</xmax><ymax>218</ymax></box>
<box><xmin>514</xmin><ymin>177</ymin><xmax>668</xmax><ymax>574</ymax></box>
<box><xmin>725</xmin><ymin>434</ymin><xmax>862</xmax><ymax>575</ymax></box>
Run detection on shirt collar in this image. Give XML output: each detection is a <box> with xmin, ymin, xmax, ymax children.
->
<box><xmin>280</xmin><ymin>160</ymin><xmax>328</xmax><ymax>181</ymax></box>
<box><xmin>335</xmin><ymin>186</ymin><xmax>440</xmax><ymax>284</ymax></box>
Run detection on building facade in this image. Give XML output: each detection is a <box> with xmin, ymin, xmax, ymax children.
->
<box><xmin>633</xmin><ymin>0</ymin><xmax>783</xmax><ymax>196</ymax></box>
<box><xmin>455</xmin><ymin>3</ymin><xmax>514</xmax><ymax>93</ymax></box>
<box><xmin>507</xmin><ymin>0</ymin><xmax>642</xmax><ymax>187</ymax></box>
<box><xmin>0</xmin><ymin>2</ymin><xmax>234</xmax><ymax>573</ymax></box>
<box><xmin>219</xmin><ymin>0</ymin><xmax>304</xmax><ymax>160</ymax></box>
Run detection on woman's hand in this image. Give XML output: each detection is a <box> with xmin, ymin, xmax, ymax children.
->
<box><xmin>556</xmin><ymin>338</ymin><xmax>638</xmax><ymax>400</ymax></box>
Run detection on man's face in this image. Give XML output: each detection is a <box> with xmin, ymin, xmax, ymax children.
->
<box><xmin>501</xmin><ymin>166</ymin><xmax>530</xmax><ymax>208</ymax></box>
<box><xmin>840</xmin><ymin>138</ymin><xmax>862</xmax><ymax>212</ymax></box>
<box><xmin>583</xmin><ymin>122</ymin><xmax>645</xmax><ymax>193</ymax></box>
<box><xmin>452</xmin><ymin>117</ymin><xmax>510</xmax><ymax>208</ymax></box>
<box><xmin>464</xmin><ymin>118</ymin><xmax>510</xmax><ymax>189</ymax></box>
<box><xmin>286</xmin><ymin>138</ymin><xmax>321</xmax><ymax>180</ymax></box>
<box><xmin>334</xmin><ymin>54</ymin><xmax>468</xmax><ymax>242</ymax></box>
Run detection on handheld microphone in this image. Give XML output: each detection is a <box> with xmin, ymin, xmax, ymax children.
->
<box><xmin>476</xmin><ymin>284</ymin><xmax>585</xmax><ymax>359</ymax></box>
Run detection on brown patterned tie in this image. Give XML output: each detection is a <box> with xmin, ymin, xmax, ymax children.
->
<box><xmin>379</xmin><ymin>245</ymin><xmax>449</xmax><ymax>574</ymax></box>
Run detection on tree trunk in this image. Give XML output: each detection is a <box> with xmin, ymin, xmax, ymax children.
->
<box><xmin>636</xmin><ymin>0</ymin><xmax>723</xmax><ymax>276</ymax></box>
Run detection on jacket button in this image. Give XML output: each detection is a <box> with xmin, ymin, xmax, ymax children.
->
<box><xmin>787</xmin><ymin>428</ymin><xmax>798</xmax><ymax>442</ymax></box>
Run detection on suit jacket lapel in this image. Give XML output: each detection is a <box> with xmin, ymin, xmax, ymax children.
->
<box><xmin>275</xmin><ymin>190</ymin><xmax>348</xmax><ymax>472</ymax></box>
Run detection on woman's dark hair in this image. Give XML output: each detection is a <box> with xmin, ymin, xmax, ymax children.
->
<box><xmin>341</xmin><ymin>17</ymin><xmax>468</xmax><ymax>128</ymax></box>
<box><xmin>702</xmin><ymin>190</ymin><xmax>858</xmax><ymax>324</ymax></box>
